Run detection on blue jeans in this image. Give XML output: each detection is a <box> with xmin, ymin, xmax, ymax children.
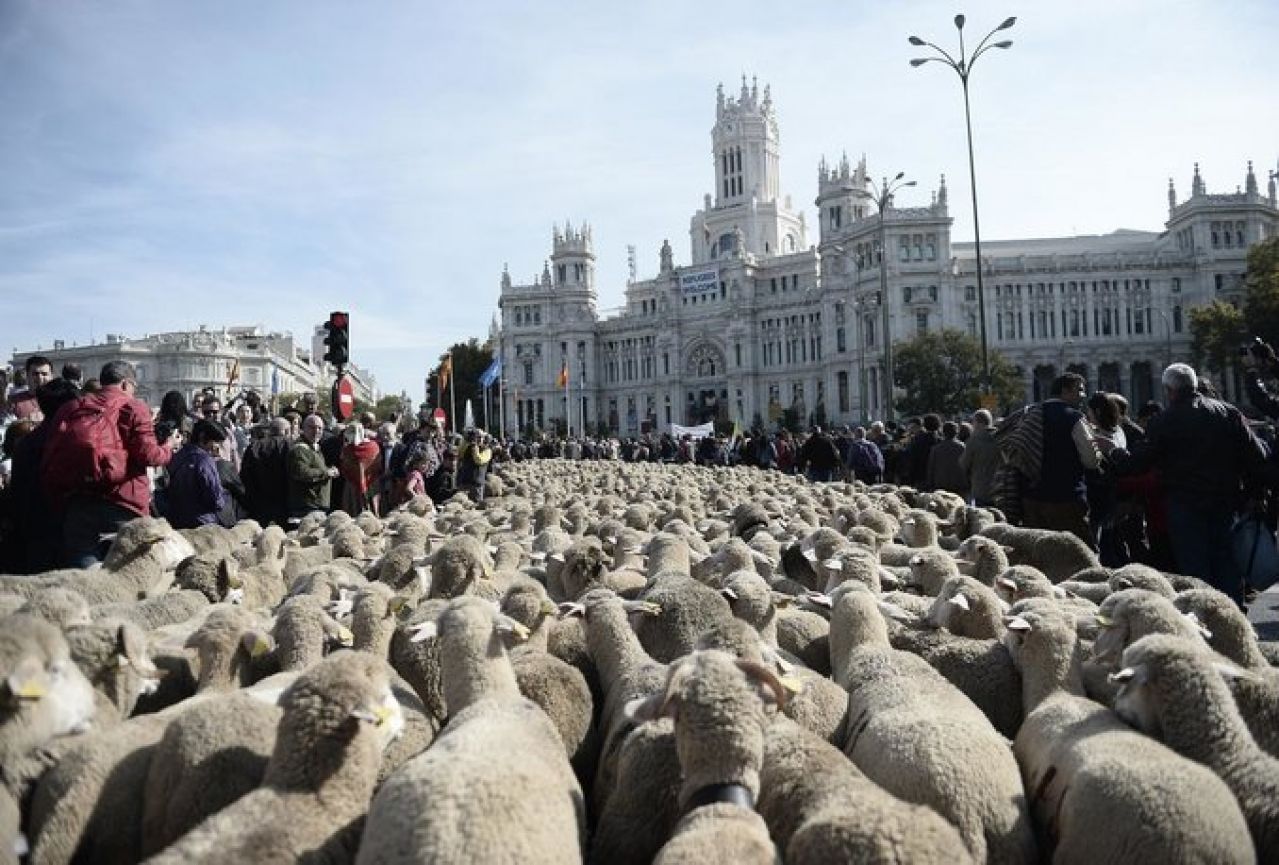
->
<box><xmin>61</xmin><ymin>499</ymin><xmax>138</xmax><ymax>568</ymax></box>
<box><xmin>806</xmin><ymin>467</ymin><xmax>835</xmax><ymax>483</ymax></box>
<box><xmin>1164</xmin><ymin>493</ymin><xmax>1243</xmax><ymax>603</ymax></box>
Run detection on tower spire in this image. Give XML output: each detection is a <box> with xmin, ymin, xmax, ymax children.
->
<box><xmin>1192</xmin><ymin>162</ymin><xmax>1205</xmax><ymax>196</ymax></box>
<box><xmin>1246</xmin><ymin>160</ymin><xmax>1258</xmax><ymax>196</ymax></box>
<box><xmin>1167</xmin><ymin>177</ymin><xmax>1176</xmax><ymax>215</ymax></box>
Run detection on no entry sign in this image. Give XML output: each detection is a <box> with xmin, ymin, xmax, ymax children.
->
<box><xmin>332</xmin><ymin>375</ymin><xmax>356</xmax><ymax>421</ymax></box>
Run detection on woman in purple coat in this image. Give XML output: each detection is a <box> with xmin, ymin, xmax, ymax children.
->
<box><xmin>165</xmin><ymin>419</ymin><xmax>228</xmax><ymax>528</ymax></box>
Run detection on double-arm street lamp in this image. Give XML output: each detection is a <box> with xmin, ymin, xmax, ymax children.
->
<box><xmin>868</xmin><ymin>172</ymin><xmax>917</xmax><ymax>421</ymax></box>
<box><xmin>909</xmin><ymin>14</ymin><xmax>1016</xmax><ymax>395</ymax></box>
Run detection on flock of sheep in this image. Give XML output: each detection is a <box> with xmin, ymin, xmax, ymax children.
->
<box><xmin>2</xmin><ymin>458</ymin><xmax>1278</xmax><ymax>864</ymax></box>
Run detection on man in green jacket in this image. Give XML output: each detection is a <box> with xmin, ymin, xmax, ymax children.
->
<box><xmin>288</xmin><ymin>414</ymin><xmax>338</xmax><ymax>517</ymax></box>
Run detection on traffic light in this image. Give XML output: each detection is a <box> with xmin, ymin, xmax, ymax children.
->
<box><xmin>323</xmin><ymin>311</ymin><xmax>350</xmax><ymax>368</ymax></box>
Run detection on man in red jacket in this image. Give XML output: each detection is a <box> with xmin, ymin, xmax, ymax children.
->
<box><xmin>46</xmin><ymin>360</ymin><xmax>176</xmax><ymax>566</ymax></box>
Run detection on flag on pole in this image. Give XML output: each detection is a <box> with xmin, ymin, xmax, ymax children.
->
<box><xmin>438</xmin><ymin>355</ymin><xmax>453</xmax><ymax>393</ymax></box>
<box><xmin>271</xmin><ymin>365</ymin><xmax>280</xmax><ymax>396</ymax></box>
<box><xmin>557</xmin><ymin>361</ymin><xmax>569</xmax><ymax>389</ymax></box>
<box><xmin>478</xmin><ymin>357</ymin><xmax>502</xmax><ymax>388</ymax></box>
<box><xmin>225</xmin><ymin>359</ymin><xmax>240</xmax><ymax>396</ymax></box>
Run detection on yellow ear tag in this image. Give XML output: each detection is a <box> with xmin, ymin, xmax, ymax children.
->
<box><xmin>338</xmin><ymin>626</ymin><xmax>355</xmax><ymax>646</ymax></box>
<box><xmin>1095</xmin><ymin>614</ymin><xmax>1113</xmax><ymax>628</ymax></box>
<box><xmin>13</xmin><ymin>679</ymin><xmax>47</xmax><ymax>700</ymax></box>
<box><xmin>251</xmin><ymin>636</ymin><xmax>272</xmax><ymax>658</ymax></box>
<box><xmin>540</xmin><ymin>600</ymin><xmax>558</xmax><ymax>616</ymax></box>
<box><xmin>228</xmin><ymin>576</ymin><xmax>244</xmax><ymax>589</ymax></box>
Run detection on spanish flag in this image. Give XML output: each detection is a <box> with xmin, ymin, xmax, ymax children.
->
<box><xmin>438</xmin><ymin>355</ymin><xmax>452</xmax><ymax>393</ymax></box>
<box><xmin>225</xmin><ymin>359</ymin><xmax>240</xmax><ymax>395</ymax></box>
<box><xmin>557</xmin><ymin>361</ymin><xmax>569</xmax><ymax>389</ymax></box>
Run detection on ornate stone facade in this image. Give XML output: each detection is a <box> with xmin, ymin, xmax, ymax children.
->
<box><xmin>498</xmin><ymin>79</ymin><xmax>1279</xmax><ymax>434</ymax></box>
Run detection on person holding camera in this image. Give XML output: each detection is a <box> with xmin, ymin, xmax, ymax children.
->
<box><xmin>1242</xmin><ymin>337</ymin><xmax>1279</xmax><ymax>418</ymax></box>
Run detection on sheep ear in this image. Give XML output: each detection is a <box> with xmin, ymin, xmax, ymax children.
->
<box><xmin>409</xmin><ymin>620</ymin><xmax>438</xmax><ymax>643</ymax></box>
<box><xmin>948</xmin><ymin>592</ymin><xmax>971</xmax><ymax>612</ymax></box>
<box><xmin>720</xmin><ymin>587</ymin><xmax>739</xmax><ymax>601</ymax></box>
<box><xmin>1108</xmin><ymin>665</ymin><xmax>1146</xmax><ymax>686</ymax></box>
<box><xmin>557</xmin><ymin>602</ymin><xmax>586</xmax><ymax>619</ymax></box>
<box><xmin>1182</xmin><ymin>611</ymin><xmax>1213</xmax><ymax>641</ymax></box>
<box><xmin>876</xmin><ymin>600</ymin><xmax>914</xmax><ymax>622</ymax></box>
<box><xmin>494</xmin><ymin>615</ymin><xmax>530</xmax><ymax>642</ymax></box>
<box><xmin>623</xmin><ymin>693</ymin><xmax>671</xmax><ymax>724</ymax></box>
<box><xmin>1001</xmin><ymin>545</ymin><xmax>1015</xmax><ymax>556</ymax></box>
<box><xmin>1213</xmin><ymin>661</ymin><xmax>1256</xmax><ymax>682</ymax></box>
<box><xmin>1004</xmin><ymin>615</ymin><xmax>1032</xmax><ymax>632</ymax></box>
<box><xmin>115</xmin><ymin>623</ymin><xmax>149</xmax><ymax>668</ymax></box>
<box><xmin>804</xmin><ymin>592</ymin><xmax>834</xmax><ymax>609</ymax></box>
<box><xmin>801</xmin><ymin>548</ymin><xmax>819</xmax><ymax>563</ymax></box>
<box><xmin>735</xmin><ymin>658</ymin><xmax>790</xmax><ymax>711</ymax></box>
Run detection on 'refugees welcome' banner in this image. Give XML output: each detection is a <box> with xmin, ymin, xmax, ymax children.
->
<box><xmin>678</xmin><ymin>269</ymin><xmax>719</xmax><ymax>294</ymax></box>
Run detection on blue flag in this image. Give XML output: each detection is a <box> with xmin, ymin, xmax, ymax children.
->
<box><xmin>478</xmin><ymin>357</ymin><xmax>502</xmax><ymax>388</ymax></box>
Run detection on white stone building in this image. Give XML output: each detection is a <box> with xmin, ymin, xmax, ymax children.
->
<box><xmin>501</xmin><ymin>76</ymin><xmax>1279</xmax><ymax>434</ymax></box>
<box><xmin>11</xmin><ymin>324</ymin><xmax>378</xmax><ymax>410</ymax></box>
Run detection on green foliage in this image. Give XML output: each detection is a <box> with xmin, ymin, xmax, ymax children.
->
<box><xmin>373</xmin><ymin>394</ymin><xmax>408</xmax><ymax>421</ymax></box>
<box><xmin>1243</xmin><ymin>236</ymin><xmax>1279</xmax><ymax>346</ymax></box>
<box><xmin>427</xmin><ymin>338</ymin><xmax>496</xmax><ymax>430</ymax></box>
<box><xmin>892</xmin><ymin>328</ymin><xmax>1023</xmax><ymax>417</ymax></box>
<box><xmin>1189</xmin><ymin>300</ymin><xmax>1246</xmax><ymax>378</ymax></box>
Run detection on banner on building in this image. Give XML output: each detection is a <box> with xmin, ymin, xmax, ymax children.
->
<box><xmin>670</xmin><ymin>421</ymin><xmax>715</xmax><ymax>440</ymax></box>
<box><xmin>678</xmin><ymin>269</ymin><xmax>719</xmax><ymax>294</ymax></box>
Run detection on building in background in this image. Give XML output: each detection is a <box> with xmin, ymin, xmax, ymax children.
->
<box><xmin>497</xmin><ymin>75</ymin><xmax>1279</xmax><ymax>434</ymax></box>
<box><xmin>10</xmin><ymin>322</ymin><xmax>378</xmax><ymax>410</ymax></box>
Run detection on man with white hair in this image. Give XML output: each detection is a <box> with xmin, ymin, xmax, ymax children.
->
<box><xmin>1110</xmin><ymin>362</ymin><xmax>1266</xmax><ymax>604</ymax></box>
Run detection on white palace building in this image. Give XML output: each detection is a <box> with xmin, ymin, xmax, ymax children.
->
<box><xmin>498</xmin><ymin>77</ymin><xmax>1279</xmax><ymax>435</ymax></box>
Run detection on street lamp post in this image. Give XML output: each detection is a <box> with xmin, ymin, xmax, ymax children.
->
<box><xmin>868</xmin><ymin>173</ymin><xmax>917</xmax><ymax>422</ymax></box>
<box><xmin>909</xmin><ymin>13</ymin><xmax>1016</xmax><ymax>395</ymax></box>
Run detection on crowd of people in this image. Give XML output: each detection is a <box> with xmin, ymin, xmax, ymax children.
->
<box><xmin>3</xmin><ymin>349</ymin><xmax>1279</xmax><ymax>608</ymax></box>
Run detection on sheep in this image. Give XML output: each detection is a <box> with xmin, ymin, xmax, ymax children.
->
<box><xmin>15</xmin><ymin>588</ymin><xmax>92</xmax><ymax>630</ymax></box>
<box><xmin>1002</xmin><ymin>600</ymin><xmax>1253</xmax><ymax>863</ymax></box>
<box><xmin>1090</xmin><ymin>589</ymin><xmax>1205</xmax><ymax>669</ymax></box>
<box><xmin>357</xmin><ymin>596</ymin><xmax>585</xmax><ymax>865</ymax></box>
<box><xmin>756</xmin><ymin>714</ymin><xmax>972</xmax><ymax>865</ymax></box>
<box><xmin>1174</xmin><ymin>588</ymin><xmax>1271</xmax><ymax>670</ymax></box>
<box><xmin>719</xmin><ymin>572</ymin><xmax>845</xmax><ymax>743</ymax></box>
<box><xmin>388</xmin><ymin>599</ymin><xmax>451</xmax><ymax>725</ymax></box>
<box><xmin>0</xmin><ymin>518</ymin><xmax>194</xmax><ymax>604</ymax></box>
<box><xmin>428</xmin><ymin>534</ymin><xmax>497</xmax><ymax>600</ymax></box>
<box><xmin>979</xmin><ymin>523</ymin><xmax>1098</xmax><ymax>582</ymax></box>
<box><xmin>139</xmin><ymin>691</ymin><xmax>282</xmax><ymax>857</ymax></box>
<box><xmin>829</xmin><ymin>583</ymin><xmax>1035</xmax><ymax>864</ymax></box>
<box><xmin>646</xmin><ymin>533</ymin><xmax>693</xmax><ymax>578</ymax></box>
<box><xmin>632</xmin><ymin>574</ymin><xmax>733</xmax><ymax>664</ymax></box>
<box><xmin>0</xmin><ymin>615</ymin><xmax>96</xmax><ymax>797</ymax></box>
<box><xmin>500</xmin><ymin>579</ymin><xmax>596</xmax><ymax>779</ymax></box>
<box><xmin>147</xmin><ymin>652</ymin><xmax>403</xmax><ymax>865</ymax></box>
<box><xmin>902</xmin><ymin>548</ymin><xmax>961</xmax><ymax>597</ymax></box>
<box><xmin>369</xmin><ymin>543</ymin><xmax>430</xmax><ymax>599</ymax></box>
<box><xmin>897</xmin><ymin>509</ymin><xmax>940</xmax><ymax>548</ymax></box>
<box><xmin>773</xmin><ymin>605</ymin><xmax>832</xmax><ymax>676</ymax></box>
<box><xmin>91</xmin><ymin>589</ymin><xmax>211</xmax><ymax>631</ymax></box>
<box><xmin>1</xmin><ymin>787</ymin><xmax>20</xmax><ymax>865</ymax></box>
<box><xmin>1112</xmin><ymin>634</ymin><xmax>1279</xmax><ymax>858</ymax></box>
<box><xmin>272</xmin><ymin>594</ymin><xmax>352</xmax><ymax>671</ymax></box>
<box><xmin>351</xmin><ymin>582</ymin><xmax>406</xmax><ymax>659</ymax></box>
<box><xmin>182</xmin><ymin>606</ymin><xmax>272</xmax><ymax>693</ymax></box>
<box><xmin>172</xmin><ymin>554</ymin><xmax>240</xmax><ymax>604</ymax></box>
<box><xmin>548</xmin><ymin>538</ymin><xmax>610</xmax><ymax>602</ymax></box>
<box><xmin>953</xmin><ymin>534</ymin><xmax>1011</xmax><ymax>585</ymax></box>
<box><xmin>627</xmin><ymin>651</ymin><xmax>781</xmax><ymax>865</ymax></box>
<box><xmin>64</xmin><ymin>618</ymin><xmax>163</xmax><ymax>725</ymax></box>
<box><xmin>884</xmin><ymin>577</ymin><xmax>1023</xmax><ymax>739</ymax></box>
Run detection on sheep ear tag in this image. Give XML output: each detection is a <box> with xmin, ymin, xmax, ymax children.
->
<box><xmin>409</xmin><ymin>621</ymin><xmax>438</xmax><ymax>643</ymax></box>
<box><xmin>5</xmin><ymin>668</ymin><xmax>47</xmax><ymax>701</ymax></box>
<box><xmin>1182</xmin><ymin>612</ymin><xmax>1213</xmax><ymax>641</ymax></box>
<box><xmin>948</xmin><ymin>593</ymin><xmax>971</xmax><ymax>612</ymax></box>
<box><xmin>777</xmin><ymin>675</ymin><xmax>806</xmax><ymax>695</ymax></box>
<box><xmin>337</xmin><ymin>626</ymin><xmax>355</xmax><ymax>647</ymax></box>
<box><xmin>1005</xmin><ymin>616</ymin><xmax>1032</xmax><ymax>632</ymax></box>
<box><xmin>244</xmin><ymin>632</ymin><xmax>273</xmax><ymax>658</ymax></box>
<box><xmin>720</xmin><ymin>587</ymin><xmax>739</xmax><ymax>601</ymax></box>
<box><xmin>1108</xmin><ymin>665</ymin><xmax>1146</xmax><ymax>686</ymax></box>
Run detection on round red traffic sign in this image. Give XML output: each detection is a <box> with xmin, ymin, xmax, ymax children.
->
<box><xmin>431</xmin><ymin>408</ymin><xmax>446</xmax><ymax>425</ymax></box>
<box><xmin>332</xmin><ymin>375</ymin><xmax>356</xmax><ymax>421</ymax></box>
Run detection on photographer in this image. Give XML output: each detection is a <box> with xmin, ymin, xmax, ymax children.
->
<box><xmin>1242</xmin><ymin>337</ymin><xmax>1279</xmax><ymax>419</ymax></box>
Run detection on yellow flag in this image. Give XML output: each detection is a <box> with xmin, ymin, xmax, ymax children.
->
<box><xmin>557</xmin><ymin>361</ymin><xmax>569</xmax><ymax>389</ymax></box>
<box><xmin>438</xmin><ymin>355</ymin><xmax>453</xmax><ymax>393</ymax></box>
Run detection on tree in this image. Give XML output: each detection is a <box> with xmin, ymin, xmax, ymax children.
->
<box><xmin>1189</xmin><ymin>300</ymin><xmax>1246</xmax><ymax>380</ymax></box>
<box><xmin>892</xmin><ymin>328</ymin><xmax>1023</xmax><ymax>417</ymax></box>
<box><xmin>1243</xmin><ymin>236</ymin><xmax>1279</xmax><ymax>347</ymax></box>
<box><xmin>426</xmin><ymin>338</ymin><xmax>495</xmax><ymax>431</ymax></box>
<box><xmin>373</xmin><ymin>393</ymin><xmax>408</xmax><ymax>422</ymax></box>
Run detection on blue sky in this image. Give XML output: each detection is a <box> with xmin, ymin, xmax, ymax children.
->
<box><xmin>2</xmin><ymin>0</ymin><xmax>1276</xmax><ymax>399</ymax></box>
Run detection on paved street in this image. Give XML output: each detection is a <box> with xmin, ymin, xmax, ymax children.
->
<box><xmin>1249</xmin><ymin>584</ymin><xmax>1279</xmax><ymax>641</ymax></box>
